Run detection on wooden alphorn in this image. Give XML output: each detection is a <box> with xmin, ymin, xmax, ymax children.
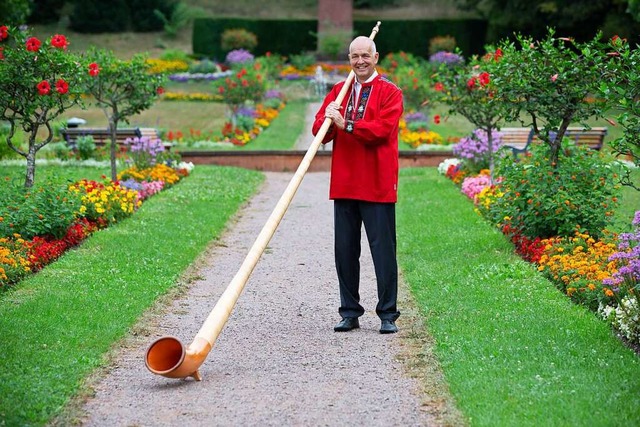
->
<box><xmin>145</xmin><ymin>21</ymin><xmax>382</xmax><ymax>381</ymax></box>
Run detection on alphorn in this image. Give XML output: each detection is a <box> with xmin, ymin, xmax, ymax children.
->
<box><xmin>145</xmin><ymin>21</ymin><xmax>382</xmax><ymax>381</ymax></box>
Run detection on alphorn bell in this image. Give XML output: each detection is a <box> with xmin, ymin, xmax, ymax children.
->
<box><xmin>145</xmin><ymin>21</ymin><xmax>383</xmax><ymax>381</ymax></box>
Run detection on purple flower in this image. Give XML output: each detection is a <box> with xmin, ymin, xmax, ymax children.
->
<box><xmin>453</xmin><ymin>128</ymin><xmax>502</xmax><ymax>160</ymax></box>
<box><xmin>429</xmin><ymin>51</ymin><xmax>464</xmax><ymax>66</ymax></box>
<box><xmin>405</xmin><ymin>111</ymin><xmax>427</xmax><ymax>123</ymax></box>
<box><xmin>226</xmin><ymin>49</ymin><xmax>254</xmax><ymax>65</ymax></box>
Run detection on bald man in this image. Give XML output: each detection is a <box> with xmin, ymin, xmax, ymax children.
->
<box><xmin>312</xmin><ymin>36</ymin><xmax>404</xmax><ymax>334</ymax></box>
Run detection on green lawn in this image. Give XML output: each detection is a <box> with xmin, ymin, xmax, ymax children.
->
<box><xmin>397</xmin><ymin>167</ymin><xmax>640</xmax><ymax>426</ymax></box>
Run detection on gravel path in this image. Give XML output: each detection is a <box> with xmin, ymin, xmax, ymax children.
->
<box><xmin>75</xmin><ymin>170</ymin><xmax>449</xmax><ymax>426</ymax></box>
<box><xmin>73</xmin><ymin>100</ymin><xmax>460</xmax><ymax>426</ymax></box>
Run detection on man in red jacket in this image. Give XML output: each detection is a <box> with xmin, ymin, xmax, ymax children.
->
<box><xmin>312</xmin><ymin>35</ymin><xmax>404</xmax><ymax>334</ymax></box>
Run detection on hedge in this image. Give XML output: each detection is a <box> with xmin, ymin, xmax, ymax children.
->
<box><xmin>192</xmin><ymin>18</ymin><xmax>488</xmax><ymax>60</ymax></box>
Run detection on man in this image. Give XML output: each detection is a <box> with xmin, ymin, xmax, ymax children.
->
<box><xmin>312</xmin><ymin>36</ymin><xmax>404</xmax><ymax>334</ymax></box>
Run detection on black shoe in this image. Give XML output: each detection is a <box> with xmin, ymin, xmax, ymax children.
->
<box><xmin>334</xmin><ymin>317</ymin><xmax>360</xmax><ymax>332</ymax></box>
<box><xmin>380</xmin><ymin>319</ymin><xmax>398</xmax><ymax>334</ymax></box>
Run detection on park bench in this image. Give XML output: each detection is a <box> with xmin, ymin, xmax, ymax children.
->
<box><xmin>60</xmin><ymin>127</ymin><xmax>172</xmax><ymax>150</ymax></box>
<box><xmin>499</xmin><ymin>127</ymin><xmax>607</xmax><ymax>157</ymax></box>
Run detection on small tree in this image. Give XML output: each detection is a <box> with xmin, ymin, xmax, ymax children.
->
<box><xmin>599</xmin><ymin>35</ymin><xmax>640</xmax><ymax>190</ymax></box>
<box><xmin>493</xmin><ymin>28</ymin><xmax>610</xmax><ymax>165</ymax></box>
<box><xmin>84</xmin><ymin>48</ymin><xmax>165</xmax><ymax>181</ymax></box>
<box><xmin>433</xmin><ymin>47</ymin><xmax>507</xmax><ymax>181</ymax></box>
<box><xmin>0</xmin><ymin>26</ymin><xmax>87</xmax><ymax>187</ymax></box>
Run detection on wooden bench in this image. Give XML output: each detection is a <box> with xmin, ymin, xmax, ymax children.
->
<box><xmin>499</xmin><ymin>127</ymin><xmax>607</xmax><ymax>157</ymax></box>
<box><xmin>60</xmin><ymin>127</ymin><xmax>172</xmax><ymax>150</ymax></box>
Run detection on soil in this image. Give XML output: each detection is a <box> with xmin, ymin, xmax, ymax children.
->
<box><xmin>63</xmin><ymin>103</ymin><xmax>465</xmax><ymax>427</ymax></box>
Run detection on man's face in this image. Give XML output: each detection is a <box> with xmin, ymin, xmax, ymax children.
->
<box><xmin>349</xmin><ymin>40</ymin><xmax>378</xmax><ymax>82</ymax></box>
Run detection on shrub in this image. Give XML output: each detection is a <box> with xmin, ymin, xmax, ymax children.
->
<box><xmin>317</xmin><ymin>30</ymin><xmax>352</xmax><ymax>60</ymax></box>
<box><xmin>76</xmin><ymin>135</ymin><xmax>96</xmax><ymax>160</ymax></box>
<box><xmin>487</xmin><ymin>141</ymin><xmax>622</xmax><ymax>239</ymax></box>
<box><xmin>221</xmin><ymin>28</ymin><xmax>258</xmax><ymax>52</ymax></box>
<box><xmin>288</xmin><ymin>53</ymin><xmax>316</xmax><ymax>71</ymax></box>
<box><xmin>429</xmin><ymin>35</ymin><xmax>456</xmax><ymax>55</ymax></box>
<box><xmin>0</xmin><ymin>178</ymin><xmax>81</xmax><ymax>239</ymax></box>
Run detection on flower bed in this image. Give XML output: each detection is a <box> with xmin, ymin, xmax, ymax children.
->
<box><xmin>439</xmin><ymin>129</ymin><xmax>640</xmax><ymax>347</ymax></box>
<box><xmin>0</xmin><ymin>159</ymin><xmax>194</xmax><ymax>290</ymax></box>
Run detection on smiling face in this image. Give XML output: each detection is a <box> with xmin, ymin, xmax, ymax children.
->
<box><xmin>348</xmin><ymin>36</ymin><xmax>379</xmax><ymax>82</ymax></box>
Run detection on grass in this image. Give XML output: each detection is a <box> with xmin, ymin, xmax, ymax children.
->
<box><xmin>0</xmin><ymin>165</ymin><xmax>264</xmax><ymax>426</ymax></box>
<box><xmin>396</xmin><ymin>167</ymin><xmax>640</xmax><ymax>426</ymax></box>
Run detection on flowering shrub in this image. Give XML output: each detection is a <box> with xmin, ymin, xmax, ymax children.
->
<box><xmin>0</xmin><ymin>26</ymin><xmax>88</xmax><ymax>187</ymax></box>
<box><xmin>493</xmin><ymin>29</ymin><xmax>611</xmax><ymax>165</ymax></box>
<box><xmin>487</xmin><ymin>141</ymin><xmax>621</xmax><ymax>239</ymax></box>
<box><xmin>214</xmin><ymin>64</ymin><xmax>266</xmax><ymax>123</ymax></box>
<box><xmin>433</xmin><ymin>47</ymin><xmax>506</xmax><ymax>181</ymax></box>
<box><xmin>221</xmin><ymin>29</ymin><xmax>257</xmax><ymax>52</ymax></box>
<box><xmin>390</xmin><ymin>64</ymin><xmax>433</xmax><ymax>113</ymax></box>
<box><xmin>429</xmin><ymin>35</ymin><xmax>457</xmax><ymax>55</ymax></box>
<box><xmin>453</xmin><ymin>129</ymin><xmax>503</xmax><ymax>174</ymax></box>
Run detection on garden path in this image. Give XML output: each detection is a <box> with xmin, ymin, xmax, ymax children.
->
<box><xmin>76</xmin><ymin>169</ymin><xmax>451</xmax><ymax>426</ymax></box>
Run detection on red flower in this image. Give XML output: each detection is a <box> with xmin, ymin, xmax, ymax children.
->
<box><xmin>466</xmin><ymin>76</ymin><xmax>477</xmax><ymax>90</ymax></box>
<box><xmin>55</xmin><ymin>79</ymin><xmax>69</xmax><ymax>94</ymax></box>
<box><xmin>36</xmin><ymin>80</ymin><xmax>51</xmax><ymax>95</ymax></box>
<box><xmin>434</xmin><ymin>82</ymin><xmax>444</xmax><ymax>92</ymax></box>
<box><xmin>478</xmin><ymin>72</ymin><xmax>490</xmax><ymax>86</ymax></box>
<box><xmin>493</xmin><ymin>48</ymin><xmax>503</xmax><ymax>61</ymax></box>
<box><xmin>88</xmin><ymin>62</ymin><xmax>100</xmax><ymax>76</ymax></box>
<box><xmin>156</xmin><ymin>86</ymin><xmax>165</xmax><ymax>95</ymax></box>
<box><xmin>50</xmin><ymin>34</ymin><xmax>68</xmax><ymax>49</ymax></box>
<box><xmin>0</xmin><ymin>26</ymin><xmax>8</xmax><ymax>41</ymax></box>
<box><xmin>218</xmin><ymin>86</ymin><xmax>225</xmax><ymax>94</ymax></box>
<box><xmin>26</xmin><ymin>37</ymin><xmax>41</xmax><ymax>52</ymax></box>
<box><xmin>433</xmin><ymin>114</ymin><xmax>441</xmax><ymax>124</ymax></box>
<box><xmin>0</xmin><ymin>46</ymin><xmax>4</xmax><ymax>60</ymax></box>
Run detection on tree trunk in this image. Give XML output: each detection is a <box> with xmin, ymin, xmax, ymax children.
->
<box><xmin>24</xmin><ymin>136</ymin><xmax>38</xmax><ymax>188</ymax></box>
<box><xmin>109</xmin><ymin>120</ymin><xmax>118</xmax><ymax>181</ymax></box>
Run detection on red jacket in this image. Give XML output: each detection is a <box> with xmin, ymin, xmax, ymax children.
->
<box><xmin>313</xmin><ymin>74</ymin><xmax>403</xmax><ymax>203</ymax></box>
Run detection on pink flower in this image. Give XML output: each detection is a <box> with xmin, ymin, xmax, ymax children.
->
<box><xmin>88</xmin><ymin>62</ymin><xmax>100</xmax><ymax>76</ymax></box>
<box><xmin>37</xmin><ymin>80</ymin><xmax>51</xmax><ymax>95</ymax></box>
<box><xmin>55</xmin><ymin>79</ymin><xmax>69</xmax><ymax>94</ymax></box>
<box><xmin>50</xmin><ymin>34</ymin><xmax>68</xmax><ymax>49</ymax></box>
<box><xmin>26</xmin><ymin>37</ymin><xmax>41</xmax><ymax>52</ymax></box>
<box><xmin>550</xmin><ymin>73</ymin><xmax>558</xmax><ymax>82</ymax></box>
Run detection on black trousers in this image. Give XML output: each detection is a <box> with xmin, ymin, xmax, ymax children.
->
<box><xmin>334</xmin><ymin>199</ymin><xmax>400</xmax><ymax>321</ymax></box>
